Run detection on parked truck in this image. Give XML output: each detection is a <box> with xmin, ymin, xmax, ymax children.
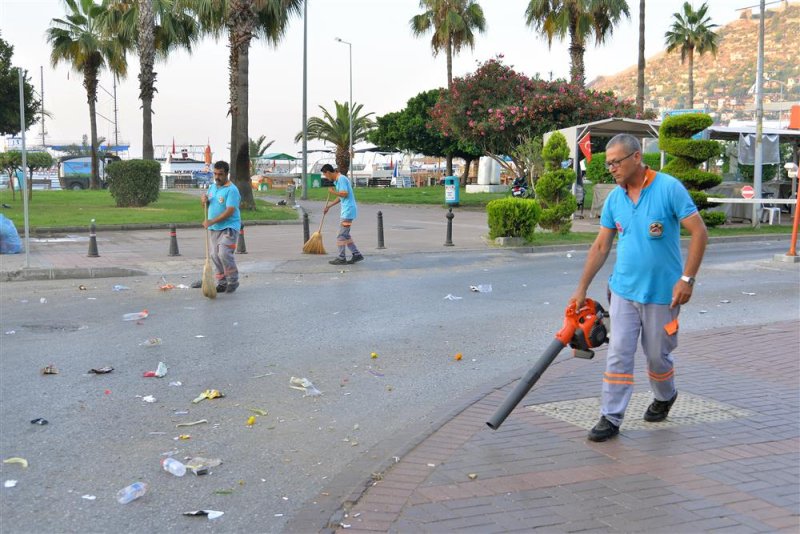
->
<box><xmin>57</xmin><ymin>155</ymin><xmax>120</xmax><ymax>190</ymax></box>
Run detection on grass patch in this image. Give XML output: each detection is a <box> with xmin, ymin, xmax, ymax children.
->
<box><xmin>527</xmin><ymin>231</ymin><xmax>597</xmax><ymax>246</ymax></box>
<box><xmin>284</xmin><ymin>185</ymin><xmax>508</xmax><ymax>207</ymax></box>
<box><xmin>0</xmin><ymin>189</ymin><xmax>297</xmax><ymax>229</ymax></box>
<box><xmin>704</xmin><ymin>223</ymin><xmax>793</xmax><ymax>237</ymax></box>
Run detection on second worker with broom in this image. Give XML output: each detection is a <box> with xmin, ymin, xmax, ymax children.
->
<box><xmin>321</xmin><ymin>164</ymin><xmax>364</xmax><ymax>265</ymax></box>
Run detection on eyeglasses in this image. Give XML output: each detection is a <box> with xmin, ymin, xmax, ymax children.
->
<box><xmin>604</xmin><ymin>152</ymin><xmax>636</xmax><ymax>170</ymax></box>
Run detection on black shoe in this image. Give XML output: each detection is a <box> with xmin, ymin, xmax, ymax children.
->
<box><xmin>190</xmin><ymin>280</ymin><xmax>202</xmax><ymax>289</ymax></box>
<box><xmin>644</xmin><ymin>391</ymin><xmax>678</xmax><ymax>422</ymax></box>
<box><xmin>226</xmin><ymin>281</ymin><xmax>239</xmax><ymax>294</ymax></box>
<box><xmin>588</xmin><ymin>416</ymin><xmax>619</xmax><ymax>442</ymax></box>
<box><xmin>329</xmin><ymin>257</ymin><xmax>348</xmax><ymax>265</ymax></box>
<box><xmin>347</xmin><ymin>254</ymin><xmax>365</xmax><ymax>264</ymax></box>
<box><xmin>216</xmin><ymin>283</ymin><xmax>227</xmax><ymax>293</ymax></box>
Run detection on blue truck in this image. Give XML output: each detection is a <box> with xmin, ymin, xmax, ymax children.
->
<box><xmin>57</xmin><ymin>155</ymin><xmax>120</xmax><ymax>190</ymax></box>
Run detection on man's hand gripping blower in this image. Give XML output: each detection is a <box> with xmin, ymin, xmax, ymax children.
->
<box><xmin>486</xmin><ymin>298</ymin><xmax>609</xmax><ymax>430</ymax></box>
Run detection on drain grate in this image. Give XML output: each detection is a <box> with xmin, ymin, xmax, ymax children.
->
<box><xmin>527</xmin><ymin>391</ymin><xmax>753</xmax><ymax>431</ymax></box>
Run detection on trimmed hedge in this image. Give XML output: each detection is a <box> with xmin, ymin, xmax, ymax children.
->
<box><xmin>586</xmin><ymin>152</ymin><xmax>667</xmax><ymax>184</ymax></box>
<box><xmin>106</xmin><ymin>160</ymin><xmax>161</xmax><ymax>207</ymax></box>
<box><xmin>536</xmin><ymin>132</ymin><xmax>576</xmax><ymax>233</ymax></box>
<box><xmin>487</xmin><ymin>197</ymin><xmax>541</xmax><ymax>241</ymax></box>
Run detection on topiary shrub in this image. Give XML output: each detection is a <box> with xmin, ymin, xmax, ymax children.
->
<box><xmin>585</xmin><ymin>152</ymin><xmax>668</xmax><ymax>184</ymax></box>
<box><xmin>739</xmin><ymin>163</ymin><xmax>778</xmax><ymax>182</ymax></box>
<box><xmin>106</xmin><ymin>160</ymin><xmax>160</xmax><ymax>207</ymax></box>
<box><xmin>487</xmin><ymin>197</ymin><xmax>541</xmax><ymax>241</ymax></box>
<box><xmin>659</xmin><ymin>113</ymin><xmax>724</xmax><ymax>227</ymax></box>
<box><xmin>701</xmin><ymin>211</ymin><xmax>726</xmax><ymax>227</ymax></box>
<box><xmin>536</xmin><ymin>132</ymin><xmax>577</xmax><ymax>233</ymax></box>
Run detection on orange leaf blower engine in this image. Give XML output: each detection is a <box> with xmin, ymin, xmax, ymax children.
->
<box><xmin>486</xmin><ymin>298</ymin><xmax>608</xmax><ymax>430</ymax></box>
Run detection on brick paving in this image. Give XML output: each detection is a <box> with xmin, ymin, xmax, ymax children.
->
<box><xmin>291</xmin><ymin>321</ymin><xmax>800</xmax><ymax>533</ymax></box>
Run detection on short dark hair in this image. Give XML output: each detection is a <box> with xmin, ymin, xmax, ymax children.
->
<box><xmin>213</xmin><ymin>160</ymin><xmax>229</xmax><ymax>174</ymax></box>
<box><xmin>320</xmin><ymin>164</ymin><xmax>335</xmax><ymax>174</ymax></box>
<box><xmin>607</xmin><ymin>134</ymin><xmax>642</xmax><ymax>154</ymax></box>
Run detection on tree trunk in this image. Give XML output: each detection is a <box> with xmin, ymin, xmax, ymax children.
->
<box><xmin>460</xmin><ymin>157</ymin><xmax>473</xmax><ymax>186</ymax></box>
<box><xmin>687</xmin><ymin>47</ymin><xmax>694</xmax><ymax>109</ymax></box>
<box><xmin>568</xmin><ymin>16</ymin><xmax>585</xmax><ymax>86</ymax></box>
<box><xmin>234</xmin><ymin>42</ymin><xmax>254</xmax><ymax>209</ymax></box>
<box><xmin>636</xmin><ymin>0</ymin><xmax>645</xmax><ymax>116</ymax></box>
<box><xmin>139</xmin><ymin>0</ymin><xmax>156</xmax><ymax>160</ymax></box>
<box><xmin>335</xmin><ymin>145</ymin><xmax>348</xmax><ymax>176</ymax></box>
<box><xmin>445</xmin><ymin>38</ymin><xmax>453</xmax><ymax>177</ymax></box>
<box><xmin>84</xmin><ymin>64</ymin><xmax>100</xmax><ymax>190</ymax></box>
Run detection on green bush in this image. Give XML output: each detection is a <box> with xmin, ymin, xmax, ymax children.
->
<box><xmin>106</xmin><ymin>160</ymin><xmax>160</xmax><ymax>207</ymax></box>
<box><xmin>536</xmin><ymin>132</ymin><xmax>577</xmax><ymax>233</ymax></box>
<box><xmin>487</xmin><ymin>197</ymin><xmax>541</xmax><ymax>241</ymax></box>
<box><xmin>700</xmin><ymin>211</ymin><xmax>726</xmax><ymax>227</ymax></box>
<box><xmin>586</xmin><ymin>152</ymin><xmax>668</xmax><ymax>184</ymax></box>
<box><xmin>738</xmin><ymin>164</ymin><xmax>778</xmax><ymax>182</ymax></box>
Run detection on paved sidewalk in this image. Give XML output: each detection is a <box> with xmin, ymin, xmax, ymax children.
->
<box><xmin>289</xmin><ymin>321</ymin><xmax>800</xmax><ymax>533</ymax></box>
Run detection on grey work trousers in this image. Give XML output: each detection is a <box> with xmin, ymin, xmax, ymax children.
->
<box><xmin>209</xmin><ymin>227</ymin><xmax>239</xmax><ymax>285</ymax></box>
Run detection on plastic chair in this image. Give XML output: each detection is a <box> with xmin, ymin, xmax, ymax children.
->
<box><xmin>761</xmin><ymin>207</ymin><xmax>781</xmax><ymax>225</ymax></box>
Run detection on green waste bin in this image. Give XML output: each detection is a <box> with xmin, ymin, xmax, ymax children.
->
<box><xmin>309</xmin><ymin>173</ymin><xmax>322</xmax><ymax>188</ymax></box>
<box><xmin>444</xmin><ymin>176</ymin><xmax>460</xmax><ymax>206</ymax></box>
<box><xmin>259</xmin><ymin>181</ymin><xmax>268</xmax><ymax>191</ymax></box>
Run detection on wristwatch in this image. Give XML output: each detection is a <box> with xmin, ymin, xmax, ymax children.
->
<box><xmin>680</xmin><ymin>275</ymin><xmax>695</xmax><ymax>286</ymax></box>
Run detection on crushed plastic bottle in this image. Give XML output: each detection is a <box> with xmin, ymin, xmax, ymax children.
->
<box><xmin>116</xmin><ymin>482</ymin><xmax>147</xmax><ymax>504</ymax></box>
<box><xmin>139</xmin><ymin>338</ymin><xmax>162</xmax><ymax>348</ymax></box>
<box><xmin>161</xmin><ymin>457</ymin><xmax>186</xmax><ymax>477</ymax></box>
<box><xmin>113</xmin><ymin>285</ymin><xmax>130</xmax><ymax>291</ymax></box>
<box><xmin>122</xmin><ymin>310</ymin><xmax>149</xmax><ymax>321</ymax></box>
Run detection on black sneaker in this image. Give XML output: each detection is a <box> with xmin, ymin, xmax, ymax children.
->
<box><xmin>215</xmin><ymin>283</ymin><xmax>227</xmax><ymax>293</ymax></box>
<box><xmin>329</xmin><ymin>257</ymin><xmax>348</xmax><ymax>265</ymax></box>
<box><xmin>644</xmin><ymin>391</ymin><xmax>678</xmax><ymax>422</ymax></box>
<box><xmin>588</xmin><ymin>416</ymin><xmax>619</xmax><ymax>442</ymax></box>
<box><xmin>226</xmin><ymin>281</ymin><xmax>239</xmax><ymax>294</ymax></box>
<box><xmin>347</xmin><ymin>254</ymin><xmax>365</xmax><ymax>264</ymax></box>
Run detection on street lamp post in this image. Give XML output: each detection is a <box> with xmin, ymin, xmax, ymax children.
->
<box><xmin>335</xmin><ymin>37</ymin><xmax>353</xmax><ymax>181</ymax></box>
<box><xmin>301</xmin><ymin>0</ymin><xmax>308</xmax><ymax>200</ymax></box>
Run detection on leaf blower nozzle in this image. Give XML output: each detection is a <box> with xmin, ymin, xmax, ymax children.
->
<box><xmin>486</xmin><ymin>298</ymin><xmax>608</xmax><ymax>430</ymax></box>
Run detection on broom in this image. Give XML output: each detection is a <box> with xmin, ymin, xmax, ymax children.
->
<box><xmin>303</xmin><ymin>192</ymin><xmax>331</xmax><ymax>254</ymax></box>
<box><xmin>202</xmin><ymin>205</ymin><xmax>217</xmax><ymax>299</ymax></box>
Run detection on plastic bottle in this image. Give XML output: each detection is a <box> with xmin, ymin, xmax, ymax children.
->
<box><xmin>122</xmin><ymin>310</ymin><xmax>149</xmax><ymax>321</ymax></box>
<box><xmin>116</xmin><ymin>482</ymin><xmax>148</xmax><ymax>504</ymax></box>
<box><xmin>161</xmin><ymin>457</ymin><xmax>186</xmax><ymax>477</ymax></box>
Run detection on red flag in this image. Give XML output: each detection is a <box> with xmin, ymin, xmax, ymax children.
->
<box><xmin>172</xmin><ymin>137</ymin><xmax>176</xmax><ymax>154</ymax></box>
<box><xmin>578</xmin><ymin>134</ymin><xmax>592</xmax><ymax>163</ymax></box>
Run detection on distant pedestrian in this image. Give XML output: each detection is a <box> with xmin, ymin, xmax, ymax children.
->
<box><xmin>202</xmin><ymin>161</ymin><xmax>241</xmax><ymax>293</ymax></box>
<box><xmin>570</xmin><ymin>134</ymin><xmax>708</xmax><ymax>442</ymax></box>
<box><xmin>321</xmin><ymin>163</ymin><xmax>363</xmax><ymax>265</ymax></box>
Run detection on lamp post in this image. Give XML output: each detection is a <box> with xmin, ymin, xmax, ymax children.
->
<box><xmin>300</xmin><ymin>0</ymin><xmax>308</xmax><ymax>200</ymax></box>
<box><xmin>334</xmin><ymin>37</ymin><xmax>353</xmax><ymax>181</ymax></box>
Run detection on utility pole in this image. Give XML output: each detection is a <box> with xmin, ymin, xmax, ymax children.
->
<box><xmin>301</xmin><ymin>0</ymin><xmax>308</xmax><ymax>200</ymax></box>
<box><xmin>40</xmin><ymin>66</ymin><xmax>45</xmax><ymax>149</ymax></box>
<box><xmin>752</xmin><ymin>0</ymin><xmax>765</xmax><ymax>229</ymax></box>
<box><xmin>113</xmin><ymin>76</ymin><xmax>119</xmax><ymax>150</ymax></box>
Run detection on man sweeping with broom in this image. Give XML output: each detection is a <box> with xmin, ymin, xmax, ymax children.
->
<box><xmin>321</xmin><ymin>164</ymin><xmax>364</xmax><ymax>266</ymax></box>
<box><xmin>202</xmin><ymin>161</ymin><xmax>242</xmax><ymax>293</ymax></box>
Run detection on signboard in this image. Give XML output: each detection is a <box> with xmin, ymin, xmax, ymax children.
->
<box><xmin>445</xmin><ymin>183</ymin><xmax>457</xmax><ymax>202</ymax></box>
<box><xmin>741</xmin><ymin>185</ymin><xmax>755</xmax><ymax>199</ymax></box>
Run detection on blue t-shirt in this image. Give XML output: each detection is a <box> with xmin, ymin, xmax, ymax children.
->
<box><xmin>207</xmin><ymin>182</ymin><xmax>241</xmax><ymax>231</ymax></box>
<box><xmin>600</xmin><ymin>171</ymin><xmax>697</xmax><ymax>305</ymax></box>
<box><xmin>336</xmin><ymin>174</ymin><xmax>357</xmax><ymax>220</ymax></box>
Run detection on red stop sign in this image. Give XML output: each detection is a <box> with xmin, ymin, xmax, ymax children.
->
<box><xmin>741</xmin><ymin>185</ymin><xmax>755</xmax><ymax>199</ymax></box>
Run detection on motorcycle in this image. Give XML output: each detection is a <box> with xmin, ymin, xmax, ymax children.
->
<box><xmin>511</xmin><ymin>176</ymin><xmax>534</xmax><ymax>199</ymax></box>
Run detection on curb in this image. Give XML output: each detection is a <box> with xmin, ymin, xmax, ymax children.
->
<box><xmin>1</xmin><ymin>267</ymin><xmax>147</xmax><ymax>282</ymax></box>
<box><xmin>29</xmin><ymin>218</ymin><xmax>300</xmax><ymax>236</ymax></box>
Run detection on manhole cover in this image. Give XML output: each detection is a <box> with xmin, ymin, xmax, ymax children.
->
<box><xmin>527</xmin><ymin>391</ymin><xmax>753</xmax><ymax>430</ymax></box>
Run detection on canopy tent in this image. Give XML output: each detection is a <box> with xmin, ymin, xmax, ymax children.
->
<box><xmin>544</xmin><ymin>118</ymin><xmax>662</xmax><ymax>186</ymax></box>
<box><xmin>256</xmin><ymin>152</ymin><xmax>298</xmax><ymax>161</ymax></box>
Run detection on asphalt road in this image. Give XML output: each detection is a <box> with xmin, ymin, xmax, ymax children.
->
<box><xmin>0</xmin><ymin>239</ymin><xmax>797</xmax><ymax>532</ymax></box>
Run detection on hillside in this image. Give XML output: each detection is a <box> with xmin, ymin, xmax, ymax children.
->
<box><xmin>589</xmin><ymin>2</ymin><xmax>800</xmax><ymax>122</ymax></box>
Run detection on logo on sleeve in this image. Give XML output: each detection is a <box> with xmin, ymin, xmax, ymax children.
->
<box><xmin>649</xmin><ymin>221</ymin><xmax>664</xmax><ymax>238</ymax></box>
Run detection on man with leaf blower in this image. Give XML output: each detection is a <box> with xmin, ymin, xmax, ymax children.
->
<box><xmin>571</xmin><ymin>134</ymin><xmax>708</xmax><ymax>442</ymax></box>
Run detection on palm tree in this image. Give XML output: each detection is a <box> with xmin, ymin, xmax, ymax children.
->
<box><xmin>47</xmin><ymin>0</ymin><xmax>128</xmax><ymax>189</ymax></box>
<box><xmin>636</xmin><ymin>0</ymin><xmax>645</xmax><ymax>115</ymax></box>
<box><xmin>192</xmin><ymin>0</ymin><xmax>301</xmax><ymax>210</ymax></box>
<box><xmin>525</xmin><ymin>0</ymin><xmax>630</xmax><ymax>87</ymax></box>
<box><xmin>249</xmin><ymin>134</ymin><xmax>274</xmax><ymax>174</ymax></box>
<box><xmin>102</xmin><ymin>0</ymin><xmax>198</xmax><ymax>160</ymax></box>
<box><xmin>664</xmin><ymin>1</ymin><xmax>718</xmax><ymax>109</ymax></box>
<box><xmin>295</xmin><ymin>101</ymin><xmax>376</xmax><ymax>176</ymax></box>
<box><xmin>411</xmin><ymin>0</ymin><xmax>486</xmax><ymax>176</ymax></box>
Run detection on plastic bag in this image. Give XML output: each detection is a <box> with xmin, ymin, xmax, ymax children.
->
<box><xmin>0</xmin><ymin>214</ymin><xmax>22</xmax><ymax>254</ymax></box>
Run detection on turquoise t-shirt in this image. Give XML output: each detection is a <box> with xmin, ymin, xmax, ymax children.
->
<box><xmin>207</xmin><ymin>182</ymin><xmax>241</xmax><ymax>231</ymax></box>
<box><xmin>600</xmin><ymin>171</ymin><xmax>697</xmax><ymax>305</ymax></box>
<box><xmin>336</xmin><ymin>174</ymin><xmax>357</xmax><ymax>220</ymax></box>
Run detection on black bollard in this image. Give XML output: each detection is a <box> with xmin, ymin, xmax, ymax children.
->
<box><xmin>302</xmin><ymin>210</ymin><xmax>310</xmax><ymax>244</ymax></box>
<box><xmin>168</xmin><ymin>223</ymin><xmax>181</xmax><ymax>256</ymax></box>
<box><xmin>444</xmin><ymin>208</ymin><xmax>454</xmax><ymax>247</ymax></box>
<box><xmin>236</xmin><ymin>223</ymin><xmax>248</xmax><ymax>254</ymax></box>
<box><xmin>87</xmin><ymin>220</ymin><xmax>100</xmax><ymax>257</ymax></box>
<box><xmin>377</xmin><ymin>210</ymin><xmax>386</xmax><ymax>249</ymax></box>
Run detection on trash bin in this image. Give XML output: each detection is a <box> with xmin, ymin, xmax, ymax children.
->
<box><xmin>259</xmin><ymin>181</ymin><xmax>268</xmax><ymax>191</ymax></box>
<box><xmin>444</xmin><ymin>176</ymin><xmax>460</xmax><ymax>206</ymax></box>
<box><xmin>309</xmin><ymin>173</ymin><xmax>322</xmax><ymax>188</ymax></box>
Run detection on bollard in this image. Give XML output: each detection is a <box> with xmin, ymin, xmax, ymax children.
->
<box><xmin>87</xmin><ymin>219</ymin><xmax>100</xmax><ymax>257</ymax></box>
<box><xmin>302</xmin><ymin>210</ymin><xmax>310</xmax><ymax>244</ymax></box>
<box><xmin>168</xmin><ymin>223</ymin><xmax>181</xmax><ymax>256</ymax></box>
<box><xmin>377</xmin><ymin>210</ymin><xmax>386</xmax><ymax>249</ymax></box>
<box><xmin>236</xmin><ymin>223</ymin><xmax>248</xmax><ymax>254</ymax></box>
<box><xmin>444</xmin><ymin>208</ymin><xmax>454</xmax><ymax>247</ymax></box>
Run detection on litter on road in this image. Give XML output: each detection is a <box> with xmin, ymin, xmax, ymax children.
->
<box><xmin>140</xmin><ymin>338</ymin><xmax>162</xmax><ymax>347</ymax></box>
<box><xmin>470</xmin><ymin>284</ymin><xmax>492</xmax><ymax>293</ymax></box>
<box><xmin>175</xmin><ymin>419</ymin><xmax>207</xmax><ymax>428</ymax></box>
<box><xmin>122</xmin><ymin>310</ymin><xmax>149</xmax><ymax>321</ymax></box>
<box><xmin>30</xmin><ymin>418</ymin><xmax>48</xmax><ymax>425</ymax></box>
<box><xmin>443</xmin><ymin>294</ymin><xmax>462</xmax><ymax>300</ymax></box>
<box><xmin>41</xmin><ymin>365</ymin><xmax>58</xmax><ymax>375</ymax></box>
<box><xmin>183</xmin><ymin>510</ymin><xmax>224</xmax><ymax>519</ymax></box>
<box><xmin>289</xmin><ymin>377</ymin><xmax>322</xmax><ymax>397</ymax></box>
<box><xmin>4</xmin><ymin>480</ymin><xmax>18</xmax><ymax>488</ymax></box>
<box><xmin>89</xmin><ymin>367</ymin><xmax>114</xmax><ymax>374</ymax></box>
<box><xmin>143</xmin><ymin>362</ymin><xmax>168</xmax><ymax>378</ymax></box>
<box><xmin>3</xmin><ymin>458</ymin><xmax>28</xmax><ymax>468</ymax></box>
<box><xmin>192</xmin><ymin>389</ymin><xmax>224</xmax><ymax>403</ymax></box>
<box><xmin>185</xmin><ymin>457</ymin><xmax>222</xmax><ymax>476</ymax></box>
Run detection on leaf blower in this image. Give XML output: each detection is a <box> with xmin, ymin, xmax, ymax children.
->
<box><xmin>486</xmin><ymin>298</ymin><xmax>609</xmax><ymax>430</ymax></box>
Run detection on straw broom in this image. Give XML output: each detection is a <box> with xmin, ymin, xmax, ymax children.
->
<box><xmin>202</xmin><ymin>206</ymin><xmax>217</xmax><ymax>299</ymax></box>
<box><xmin>303</xmin><ymin>192</ymin><xmax>330</xmax><ymax>254</ymax></box>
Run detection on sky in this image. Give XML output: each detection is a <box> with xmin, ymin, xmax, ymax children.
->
<box><xmin>1</xmin><ymin>0</ymin><xmax>751</xmax><ymax>160</ymax></box>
